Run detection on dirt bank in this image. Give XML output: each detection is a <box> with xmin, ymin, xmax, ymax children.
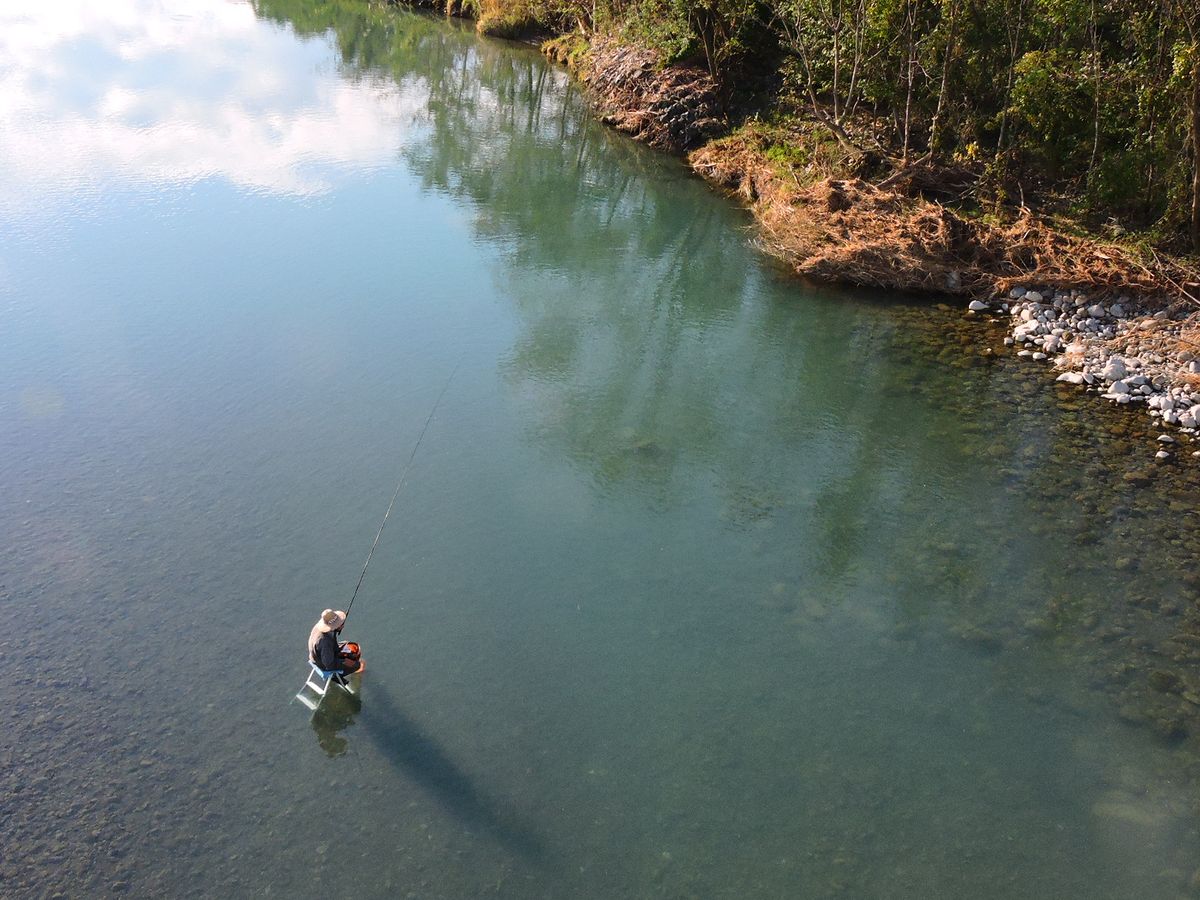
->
<box><xmin>690</xmin><ymin>135</ymin><xmax>1163</xmax><ymax>300</ymax></box>
<box><xmin>546</xmin><ymin>37</ymin><xmax>724</xmax><ymax>153</ymax></box>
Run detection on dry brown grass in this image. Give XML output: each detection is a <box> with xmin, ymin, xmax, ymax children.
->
<box><xmin>474</xmin><ymin>0</ymin><xmax>538</xmax><ymax>36</ymax></box>
<box><xmin>1060</xmin><ymin>348</ymin><xmax>1087</xmax><ymax>367</ymax></box>
<box><xmin>1176</xmin><ymin>370</ymin><xmax>1200</xmax><ymax>390</ymax></box>
<box><xmin>691</xmin><ymin>137</ymin><xmax>1191</xmax><ymax>303</ymax></box>
<box><xmin>1163</xmin><ymin>321</ymin><xmax>1200</xmax><ymax>363</ymax></box>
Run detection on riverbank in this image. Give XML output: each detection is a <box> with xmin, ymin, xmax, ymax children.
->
<box><xmin>692</xmin><ymin>133</ymin><xmax>1200</xmax><ymax>460</ymax></box>
<box><xmin>373</xmin><ymin>0</ymin><xmax>1200</xmax><ymax>459</ymax></box>
<box><xmin>538</xmin><ymin>33</ymin><xmax>1200</xmax><ymax>462</ymax></box>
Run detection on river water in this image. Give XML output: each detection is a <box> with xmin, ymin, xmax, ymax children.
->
<box><xmin>4</xmin><ymin>1</ymin><xmax>1200</xmax><ymax>897</ymax></box>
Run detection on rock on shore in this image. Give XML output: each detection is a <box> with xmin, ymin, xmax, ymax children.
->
<box><xmin>970</xmin><ymin>286</ymin><xmax>1200</xmax><ymax>461</ymax></box>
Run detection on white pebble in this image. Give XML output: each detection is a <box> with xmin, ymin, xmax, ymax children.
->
<box><xmin>1102</xmin><ymin>357</ymin><xmax>1128</xmax><ymax>381</ymax></box>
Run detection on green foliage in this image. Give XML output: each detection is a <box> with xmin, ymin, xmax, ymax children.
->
<box><xmin>619</xmin><ymin>0</ymin><xmax>761</xmax><ymax>74</ymax></box>
<box><xmin>257</xmin><ymin>0</ymin><xmax>1200</xmax><ymax>249</ymax></box>
<box><xmin>763</xmin><ymin>0</ymin><xmax>1198</xmax><ymax>241</ymax></box>
<box><xmin>542</xmin><ymin>32</ymin><xmax>591</xmax><ymax>67</ymax></box>
<box><xmin>765</xmin><ymin>142</ymin><xmax>807</xmax><ymax>167</ymax></box>
<box><xmin>624</xmin><ymin>0</ymin><xmax>697</xmax><ymax>62</ymax></box>
<box><xmin>1007</xmin><ymin>49</ymin><xmax>1092</xmax><ymax>176</ymax></box>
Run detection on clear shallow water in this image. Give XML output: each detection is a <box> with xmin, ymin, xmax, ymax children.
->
<box><xmin>4</xmin><ymin>1</ymin><xmax>1200</xmax><ymax>897</ymax></box>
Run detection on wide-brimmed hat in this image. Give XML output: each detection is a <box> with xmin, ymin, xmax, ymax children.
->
<box><xmin>317</xmin><ymin>608</ymin><xmax>346</xmax><ymax>632</ymax></box>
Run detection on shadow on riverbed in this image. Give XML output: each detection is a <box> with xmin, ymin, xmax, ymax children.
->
<box><xmin>358</xmin><ymin>684</ymin><xmax>548</xmax><ymax>865</ymax></box>
<box><xmin>310</xmin><ymin>690</ymin><xmax>362</xmax><ymax>758</ymax></box>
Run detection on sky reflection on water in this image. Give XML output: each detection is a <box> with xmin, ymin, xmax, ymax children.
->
<box><xmin>0</xmin><ymin>0</ymin><xmax>422</xmax><ymax>202</ymax></box>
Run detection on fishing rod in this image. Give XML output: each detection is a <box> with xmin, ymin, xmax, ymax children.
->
<box><xmin>343</xmin><ymin>358</ymin><xmax>462</xmax><ymax>623</ymax></box>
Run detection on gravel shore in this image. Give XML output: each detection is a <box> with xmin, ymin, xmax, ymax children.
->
<box><xmin>972</xmin><ymin>288</ymin><xmax>1200</xmax><ymax>464</ymax></box>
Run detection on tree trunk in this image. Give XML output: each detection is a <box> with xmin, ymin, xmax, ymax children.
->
<box><xmin>928</xmin><ymin>0</ymin><xmax>958</xmax><ymax>159</ymax></box>
<box><xmin>1087</xmin><ymin>0</ymin><xmax>1101</xmax><ymax>187</ymax></box>
<box><xmin>997</xmin><ymin>0</ymin><xmax>1026</xmax><ymax>153</ymax></box>
<box><xmin>900</xmin><ymin>0</ymin><xmax>917</xmax><ymax>162</ymax></box>
<box><xmin>1192</xmin><ymin>52</ymin><xmax>1200</xmax><ymax>252</ymax></box>
<box><xmin>832</xmin><ymin>1</ymin><xmax>842</xmax><ymax>123</ymax></box>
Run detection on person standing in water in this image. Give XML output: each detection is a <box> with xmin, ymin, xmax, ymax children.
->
<box><xmin>308</xmin><ymin>608</ymin><xmax>364</xmax><ymax>676</ymax></box>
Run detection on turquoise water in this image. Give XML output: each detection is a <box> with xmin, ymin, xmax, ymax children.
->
<box><xmin>4</xmin><ymin>2</ymin><xmax>1200</xmax><ymax>896</ymax></box>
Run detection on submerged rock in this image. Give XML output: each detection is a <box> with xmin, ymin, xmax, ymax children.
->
<box><xmin>954</xmin><ymin>625</ymin><xmax>1004</xmax><ymax>654</ymax></box>
<box><xmin>1149</xmin><ymin>670</ymin><xmax>1183</xmax><ymax>693</ymax></box>
<box><xmin>1091</xmin><ymin>792</ymin><xmax>1168</xmax><ymax>828</ymax></box>
<box><xmin>1152</xmin><ymin>716</ymin><xmax>1188</xmax><ymax>741</ymax></box>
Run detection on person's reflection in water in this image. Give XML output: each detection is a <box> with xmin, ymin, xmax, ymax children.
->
<box><xmin>310</xmin><ymin>687</ymin><xmax>362</xmax><ymax>757</ymax></box>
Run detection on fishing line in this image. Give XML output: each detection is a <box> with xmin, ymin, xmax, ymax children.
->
<box><xmin>344</xmin><ymin>357</ymin><xmax>462</xmax><ymax>623</ymax></box>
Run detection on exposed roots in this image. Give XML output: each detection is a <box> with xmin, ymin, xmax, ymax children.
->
<box><xmin>567</xmin><ymin>38</ymin><xmax>725</xmax><ymax>153</ymax></box>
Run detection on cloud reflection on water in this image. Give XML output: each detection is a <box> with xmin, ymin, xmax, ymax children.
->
<box><xmin>0</xmin><ymin>0</ymin><xmax>423</xmax><ymax>203</ymax></box>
